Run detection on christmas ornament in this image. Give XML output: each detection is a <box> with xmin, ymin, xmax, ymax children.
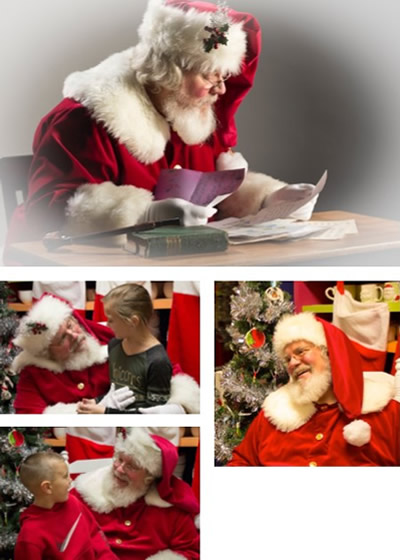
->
<box><xmin>245</xmin><ymin>328</ymin><xmax>265</xmax><ymax>348</ymax></box>
<box><xmin>8</xmin><ymin>429</ymin><xmax>25</xmax><ymax>447</ymax></box>
<box><xmin>264</xmin><ymin>286</ymin><xmax>284</xmax><ymax>304</ymax></box>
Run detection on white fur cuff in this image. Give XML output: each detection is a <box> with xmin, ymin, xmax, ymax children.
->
<box><xmin>343</xmin><ymin>419</ymin><xmax>371</xmax><ymax>447</ymax></box>
<box><xmin>168</xmin><ymin>374</ymin><xmax>200</xmax><ymax>414</ymax></box>
<box><xmin>216</xmin><ymin>151</ymin><xmax>248</xmax><ymax>174</ymax></box>
<box><xmin>43</xmin><ymin>402</ymin><xmax>78</xmax><ymax>414</ymax></box>
<box><xmin>64</xmin><ymin>182</ymin><xmax>153</xmax><ymax>241</ymax></box>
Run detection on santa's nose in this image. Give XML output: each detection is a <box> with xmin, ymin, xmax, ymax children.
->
<box><xmin>213</xmin><ymin>80</ymin><xmax>226</xmax><ymax>95</ymax></box>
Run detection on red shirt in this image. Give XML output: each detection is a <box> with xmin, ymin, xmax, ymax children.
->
<box><xmin>15</xmin><ymin>494</ymin><xmax>117</xmax><ymax>560</ymax></box>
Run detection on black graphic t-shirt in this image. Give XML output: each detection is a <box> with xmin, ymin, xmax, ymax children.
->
<box><xmin>105</xmin><ymin>338</ymin><xmax>172</xmax><ymax>414</ymax></box>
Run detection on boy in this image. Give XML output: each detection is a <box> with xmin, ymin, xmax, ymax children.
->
<box><xmin>15</xmin><ymin>451</ymin><xmax>117</xmax><ymax>559</ymax></box>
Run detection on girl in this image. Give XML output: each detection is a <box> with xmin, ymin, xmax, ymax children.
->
<box><xmin>78</xmin><ymin>283</ymin><xmax>172</xmax><ymax>414</ymax></box>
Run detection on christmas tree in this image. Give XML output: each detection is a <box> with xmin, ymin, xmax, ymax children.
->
<box><xmin>0</xmin><ymin>282</ymin><xmax>20</xmax><ymax>414</ymax></box>
<box><xmin>215</xmin><ymin>281</ymin><xmax>293</xmax><ymax>464</ymax></box>
<box><xmin>0</xmin><ymin>428</ymin><xmax>49</xmax><ymax>558</ymax></box>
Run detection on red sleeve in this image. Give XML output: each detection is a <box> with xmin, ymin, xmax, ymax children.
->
<box><xmin>168</xmin><ymin>511</ymin><xmax>200</xmax><ymax>560</ymax></box>
<box><xmin>26</xmin><ymin>99</ymin><xmax>121</xmax><ymax>235</ymax></box>
<box><xmin>14</xmin><ymin>540</ymin><xmax>43</xmax><ymax>560</ymax></box>
<box><xmin>227</xmin><ymin>411</ymin><xmax>265</xmax><ymax>466</ymax></box>
<box><xmin>13</xmin><ymin>367</ymin><xmax>47</xmax><ymax>414</ymax></box>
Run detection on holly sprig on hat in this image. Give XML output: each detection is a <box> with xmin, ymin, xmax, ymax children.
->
<box><xmin>25</xmin><ymin>321</ymin><xmax>48</xmax><ymax>335</ymax></box>
<box><xmin>203</xmin><ymin>23</ymin><xmax>229</xmax><ymax>52</ymax></box>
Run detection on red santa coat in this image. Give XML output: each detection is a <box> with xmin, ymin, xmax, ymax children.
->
<box><xmin>15</xmin><ymin>493</ymin><xmax>117</xmax><ymax>560</ymax></box>
<box><xmin>71</xmin><ymin>463</ymin><xmax>200</xmax><ymax>560</ymax></box>
<box><xmin>13</xmin><ymin>316</ymin><xmax>112</xmax><ymax>414</ymax></box>
<box><xmin>228</xmin><ymin>371</ymin><xmax>400</xmax><ymax>466</ymax></box>
<box><xmin>6</xmin><ymin>6</ymin><xmax>262</xmax><ymax>249</ymax></box>
<box><xmin>13</xmin><ymin>361</ymin><xmax>110</xmax><ymax>414</ymax></box>
<box><xmin>71</xmin><ymin>493</ymin><xmax>199</xmax><ymax>560</ymax></box>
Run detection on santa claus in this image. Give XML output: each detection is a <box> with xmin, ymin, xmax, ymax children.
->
<box><xmin>5</xmin><ymin>0</ymin><xmax>316</xmax><ymax>253</ymax></box>
<box><xmin>12</xmin><ymin>293</ymin><xmax>199</xmax><ymax>414</ymax></box>
<box><xmin>228</xmin><ymin>312</ymin><xmax>400</xmax><ymax>466</ymax></box>
<box><xmin>71</xmin><ymin>428</ymin><xmax>200</xmax><ymax>560</ymax></box>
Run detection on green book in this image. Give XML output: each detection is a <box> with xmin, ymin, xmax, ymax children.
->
<box><xmin>125</xmin><ymin>225</ymin><xmax>228</xmax><ymax>257</ymax></box>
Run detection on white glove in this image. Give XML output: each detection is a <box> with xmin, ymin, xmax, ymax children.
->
<box><xmin>138</xmin><ymin>403</ymin><xmax>186</xmax><ymax>414</ymax></box>
<box><xmin>99</xmin><ymin>383</ymin><xmax>136</xmax><ymax>410</ymax></box>
<box><xmin>144</xmin><ymin>198</ymin><xmax>216</xmax><ymax>226</ymax></box>
<box><xmin>289</xmin><ymin>194</ymin><xmax>319</xmax><ymax>221</ymax></box>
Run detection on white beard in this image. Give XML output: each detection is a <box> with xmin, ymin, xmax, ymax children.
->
<box><xmin>101</xmin><ymin>467</ymin><xmax>148</xmax><ymax>510</ymax></box>
<box><xmin>161</xmin><ymin>93</ymin><xmax>217</xmax><ymax>145</ymax></box>
<box><xmin>287</xmin><ymin>366</ymin><xmax>332</xmax><ymax>405</ymax></box>
<box><xmin>63</xmin><ymin>333</ymin><xmax>105</xmax><ymax>371</ymax></box>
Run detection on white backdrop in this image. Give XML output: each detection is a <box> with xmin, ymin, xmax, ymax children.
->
<box><xmin>1</xmin><ymin>0</ymin><xmax>400</xmax><ymax>249</ymax></box>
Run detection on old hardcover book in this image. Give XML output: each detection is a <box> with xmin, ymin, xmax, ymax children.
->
<box><xmin>125</xmin><ymin>225</ymin><xmax>228</xmax><ymax>257</ymax></box>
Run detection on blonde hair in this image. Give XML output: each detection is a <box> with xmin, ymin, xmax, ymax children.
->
<box><xmin>103</xmin><ymin>283</ymin><xmax>153</xmax><ymax>325</ymax></box>
<box><xmin>19</xmin><ymin>451</ymin><xmax>65</xmax><ymax>493</ymax></box>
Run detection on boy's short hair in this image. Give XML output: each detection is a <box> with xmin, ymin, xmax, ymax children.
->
<box><xmin>19</xmin><ymin>451</ymin><xmax>65</xmax><ymax>493</ymax></box>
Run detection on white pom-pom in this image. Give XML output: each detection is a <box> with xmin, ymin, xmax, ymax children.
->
<box><xmin>343</xmin><ymin>419</ymin><xmax>371</xmax><ymax>447</ymax></box>
<box><xmin>216</xmin><ymin>151</ymin><xmax>248</xmax><ymax>174</ymax></box>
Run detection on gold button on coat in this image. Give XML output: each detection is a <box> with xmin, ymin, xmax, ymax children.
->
<box><xmin>309</xmin><ymin>461</ymin><xmax>318</xmax><ymax>467</ymax></box>
<box><xmin>116</xmin><ymin>539</ymin><xmax>122</xmax><ymax>545</ymax></box>
<box><xmin>124</xmin><ymin>520</ymin><xmax>132</xmax><ymax>526</ymax></box>
<box><xmin>77</xmin><ymin>382</ymin><xmax>85</xmax><ymax>390</ymax></box>
<box><xmin>315</xmin><ymin>433</ymin><xmax>324</xmax><ymax>441</ymax></box>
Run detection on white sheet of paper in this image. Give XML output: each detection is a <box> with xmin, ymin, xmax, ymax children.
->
<box><xmin>249</xmin><ymin>170</ymin><xmax>328</xmax><ymax>224</ymax></box>
<box><xmin>209</xmin><ymin>218</ymin><xmax>358</xmax><ymax>245</ymax></box>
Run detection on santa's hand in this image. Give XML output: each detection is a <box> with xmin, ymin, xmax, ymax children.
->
<box><xmin>138</xmin><ymin>403</ymin><xmax>186</xmax><ymax>414</ymax></box>
<box><xmin>289</xmin><ymin>194</ymin><xmax>319</xmax><ymax>221</ymax></box>
<box><xmin>99</xmin><ymin>383</ymin><xmax>136</xmax><ymax>410</ymax></box>
<box><xmin>144</xmin><ymin>198</ymin><xmax>216</xmax><ymax>226</ymax></box>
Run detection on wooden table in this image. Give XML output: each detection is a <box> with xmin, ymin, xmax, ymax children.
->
<box><xmin>6</xmin><ymin>211</ymin><xmax>400</xmax><ymax>266</ymax></box>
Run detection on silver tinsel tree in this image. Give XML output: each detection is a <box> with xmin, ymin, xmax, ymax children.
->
<box><xmin>0</xmin><ymin>282</ymin><xmax>20</xmax><ymax>414</ymax></box>
<box><xmin>0</xmin><ymin>428</ymin><xmax>49</xmax><ymax>558</ymax></box>
<box><xmin>215</xmin><ymin>281</ymin><xmax>293</xmax><ymax>464</ymax></box>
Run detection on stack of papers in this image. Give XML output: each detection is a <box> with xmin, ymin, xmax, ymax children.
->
<box><xmin>209</xmin><ymin>218</ymin><xmax>358</xmax><ymax>244</ymax></box>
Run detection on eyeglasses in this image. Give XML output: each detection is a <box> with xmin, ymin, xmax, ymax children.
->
<box><xmin>202</xmin><ymin>72</ymin><xmax>231</xmax><ymax>89</ymax></box>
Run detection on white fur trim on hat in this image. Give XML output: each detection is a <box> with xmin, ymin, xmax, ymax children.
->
<box><xmin>136</xmin><ymin>0</ymin><xmax>247</xmax><ymax>76</ymax></box>
<box><xmin>13</xmin><ymin>295</ymin><xmax>72</xmax><ymax>356</ymax></box>
<box><xmin>343</xmin><ymin>419</ymin><xmax>371</xmax><ymax>447</ymax></box>
<box><xmin>273</xmin><ymin>312</ymin><xmax>327</xmax><ymax>360</ymax></box>
<box><xmin>114</xmin><ymin>428</ymin><xmax>162</xmax><ymax>477</ymax></box>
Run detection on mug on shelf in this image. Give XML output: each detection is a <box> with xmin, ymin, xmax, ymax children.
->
<box><xmin>383</xmin><ymin>282</ymin><xmax>400</xmax><ymax>302</ymax></box>
<box><xmin>359</xmin><ymin>284</ymin><xmax>383</xmax><ymax>303</ymax></box>
<box><xmin>325</xmin><ymin>286</ymin><xmax>336</xmax><ymax>301</ymax></box>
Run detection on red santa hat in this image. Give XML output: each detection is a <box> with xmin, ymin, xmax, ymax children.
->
<box><xmin>273</xmin><ymin>312</ymin><xmax>371</xmax><ymax>447</ymax></box>
<box><xmin>136</xmin><ymin>0</ymin><xmax>247</xmax><ymax>77</ymax></box>
<box><xmin>115</xmin><ymin>428</ymin><xmax>199</xmax><ymax>514</ymax></box>
<box><xmin>13</xmin><ymin>293</ymin><xmax>74</xmax><ymax>356</ymax></box>
<box><xmin>135</xmin><ymin>0</ymin><xmax>261</xmax><ymax>148</ymax></box>
<box><xmin>13</xmin><ymin>293</ymin><xmax>112</xmax><ymax>357</ymax></box>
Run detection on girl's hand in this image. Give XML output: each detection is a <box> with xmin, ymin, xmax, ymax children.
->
<box><xmin>77</xmin><ymin>398</ymin><xmax>105</xmax><ymax>414</ymax></box>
